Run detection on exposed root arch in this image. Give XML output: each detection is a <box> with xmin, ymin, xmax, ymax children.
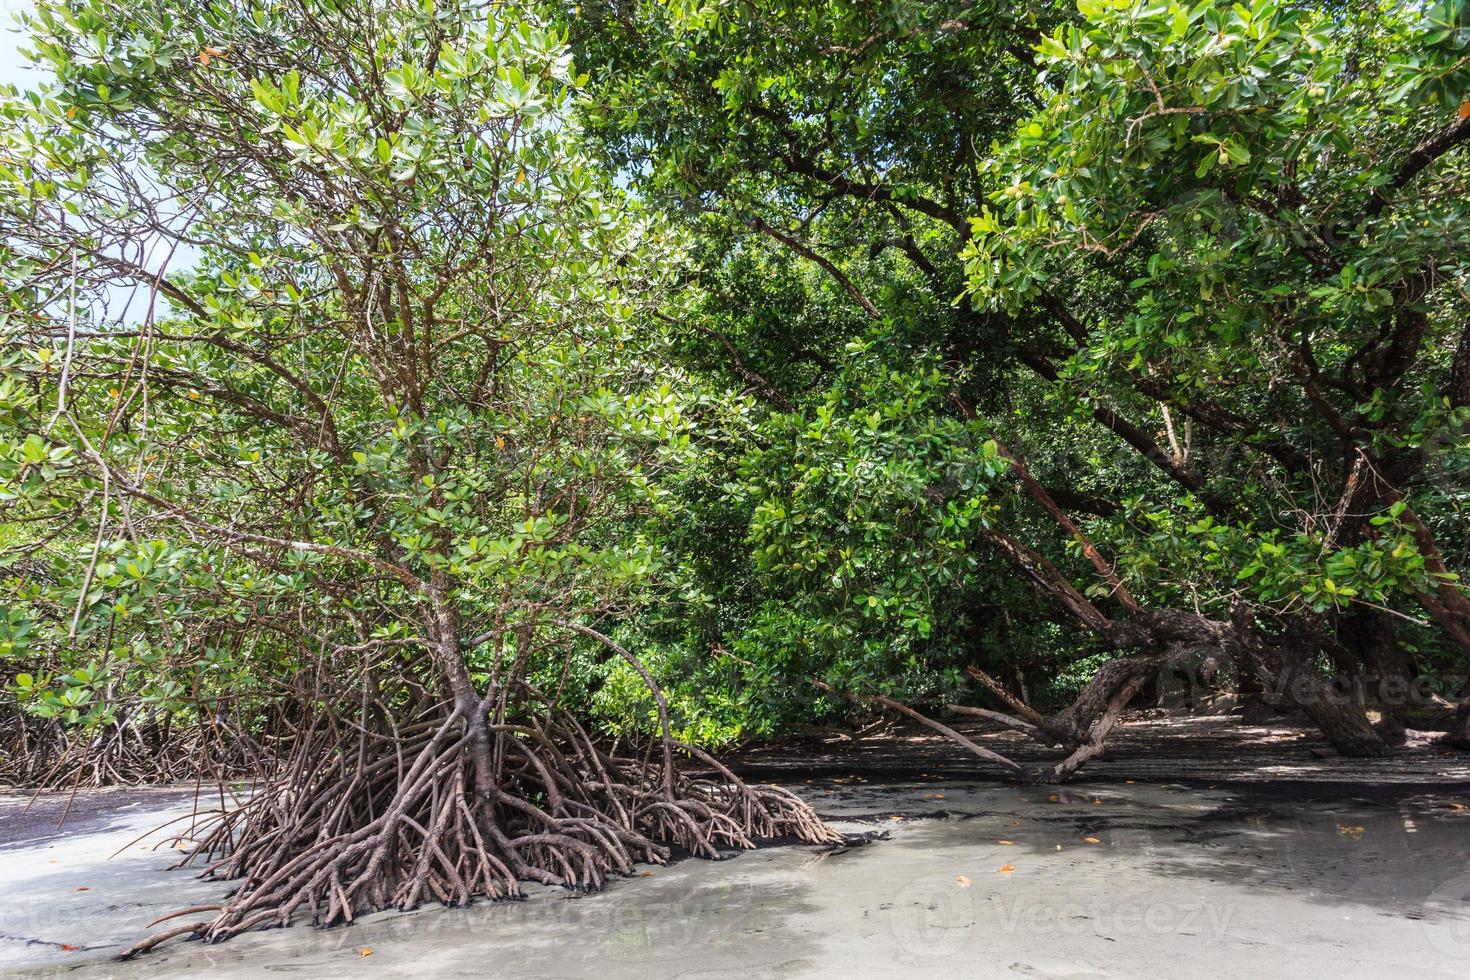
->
<box><xmin>0</xmin><ymin>703</ymin><xmax>271</xmax><ymax>789</ymax></box>
<box><xmin>123</xmin><ymin>664</ymin><xmax>837</xmax><ymax>958</ymax></box>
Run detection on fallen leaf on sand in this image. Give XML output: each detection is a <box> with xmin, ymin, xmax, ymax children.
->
<box><xmin>640</xmin><ymin>871</ymin><xmax>655</xmax><ymax>877</ymax></box>
<box><xmin>925</xmin><ymin>793</ymin><xmax>945</xmax><ymax>800</ymax></box>
<box><xmin>955</xmin><ymin>875</ymin><xmax>972</xmax><ymax>888</ymax></box>
<box><xmin>997</xmin><ymin>840</ymin><xmax>1014</xmax><ymax>845</ymax></box>
<box><xmin>359</xmin><ymin>947</ymin><xmax>373</xmax><ymax>957</ymax></box>
<box><xmin>998</xmin><ymin>863</ymin><xmax>1015</xmax><ymax>873</ymax></box>
<box><xmin>1084</xmin><ymin>837</ymin><xmax>1101</xmax><ymax>844</ymax></box>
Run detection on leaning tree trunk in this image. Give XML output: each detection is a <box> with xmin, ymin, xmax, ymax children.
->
<box><xmin>1231</xmin><ymin>606</ymin><xmax>1391</xmax><ymax>759</ymax></box>
<box><xmin>943</xmin><ymin>606</ymin><xmax>1392</xmax><ymax>780</ymax></box>
<box><xmin>1337</xmin><ymin>606</ymin><xmax>1422</xmax><ymax>716</ymax></box>
<box><xmin>971</xmin><ymin>512</ymin><xmax>1394</xmax><ymax>774</ymax></box>
<box><xmin>938</xmin><ymin>611</ymin><xmax>1238</xmax><ymax>781</ymax></box>
<box><xmin>1029</xmin><ymin>608</ymin><xmax>1249</xmax><ymax>780</ymax></box>
<box><xmin>1032</xmin><ymin>654</ymin><xmax>1163</xmax><ymax>782</ymax></box>
<box><xmin>1447</xmin><ymin>678</ymin><xmax>1470</xmax><ymax>751</ymax></box>
<box><xmin>1272</xmin><ymin>661</ymin><xmax>1391</xmax><ymax>758</ymax></box>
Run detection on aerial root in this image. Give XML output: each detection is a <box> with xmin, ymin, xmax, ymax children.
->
<box><xmin>123</xmin><ymin>699</ymin><xmax>835</xmax><ymax>957</ymax></box>
<box><xmin>1</xmin><ymin>712</ymin><xmax>268</xmax><ymax>790</ymax></box>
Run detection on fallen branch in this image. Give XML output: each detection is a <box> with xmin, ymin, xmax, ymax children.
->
<box><xmin>812</xmin><ymin>680</ymin><xmax>1024</xmax><ymax>777</ymax></box>
<box><xmin>964</xmin><ymin>664</ymin><xmax>1049</xmax><ymax>729</ymax></box>
<box><xmin>941</xmin><ymin>704</ymin><xmax>1056</xmax><ymax>746</ymax></box>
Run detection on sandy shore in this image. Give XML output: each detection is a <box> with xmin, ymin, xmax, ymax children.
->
<box><xmin>2</xmin><ymin>777</ymin><xmax>1468</xmax><ymax>978</ymax></box>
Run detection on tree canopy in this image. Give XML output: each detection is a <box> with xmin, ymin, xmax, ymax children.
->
<box><xmin>570</xmin><ymin>0</ymin><xmax>1470</xmax><ymax>765</ymax></box>
<box><xmin>0</xmin><ymin>0</ymin><xmax>1468</xmax><ymax>951</ymax></box>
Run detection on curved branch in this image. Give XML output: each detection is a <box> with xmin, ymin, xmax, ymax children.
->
<box><xmin>747</xmin><ymin>216</ymin><xmax>883</xmax><ymax>320</ymax></box>
<box><xmin>545</xmin><ymin>619</ymin><xmax>677</xmax><ymax>798</ymax></box>
<box><xmin>812</xmin><ymin>680</ymin><xmax>1023</xmax><ymax>776</ymax></box>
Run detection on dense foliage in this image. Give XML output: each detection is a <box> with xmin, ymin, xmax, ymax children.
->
<box><xmin>0</xmin><ymin>0</ymin><xmax>836</xmax><ymax>947</ymax></box>
<box><xmin>2</xmin><ymin>0</ymin><xmax>1468</xmax><ymax>799</ymax></box>
<box><xmin>570</xmin><ymin>0</ymin><xmax>1470</xmax><ymax>760</ymax></box>
<box><xmin>0</xmin><ymin>0</ymin><xmax>706</xmax><ymax>774</ymax></box>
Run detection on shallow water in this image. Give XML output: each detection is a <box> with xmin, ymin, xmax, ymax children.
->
<box><xmin>2</xmin><ymin>780</ymin><xmax>1468</xmax><ymax>978</ymax></box>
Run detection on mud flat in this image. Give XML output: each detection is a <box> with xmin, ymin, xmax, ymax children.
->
<box><xmin>725</xmin><ymin>713</ymin><xmax>1470</xmax><ymax>785</ymax></box>
<box><xmin>2</xmin><ymin>778</ymin><xmax>1468</xmax><ymax>979</ymax></box>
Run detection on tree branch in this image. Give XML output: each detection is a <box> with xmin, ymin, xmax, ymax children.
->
<box><xmin>747</xmin><ymin>216</ymin><xmax>883</xmax><ymax>320</ymax></box>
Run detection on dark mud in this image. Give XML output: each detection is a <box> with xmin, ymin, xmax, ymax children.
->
<box><xmin>720</xmin><ymin>713</ymin><xmax>1470</xmax><ymax>788</ymax></box>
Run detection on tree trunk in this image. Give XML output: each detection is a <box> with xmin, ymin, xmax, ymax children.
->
<box><xmin>1233</xmin><ymin>608</ymin><xmax>1391</xmax><ymax>758</ymax></box>
<box><xmin>1338</xmin><ymin>606</ymin><xmax>1418</xmax><ymax>710</ymax></box>
<box><xmin>1290</xmin><ymin>673</ymin><xmax>1392</xmax><ymax>757</ymax></box>
<box><xmin>1446</xmin><ymin>678</ymin><xmax>1470</xmax><ymax>751</ymax></box>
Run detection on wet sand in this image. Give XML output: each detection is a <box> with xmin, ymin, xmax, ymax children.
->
<box><xmin>2</xmin><ymin>779</ymin><xmax>1469</xmax><ymax>978</ymax></box>
<box><xmin>0</xmin><ymin>787</ymin><xmax>209</xmax><ymax>849</ymax></box>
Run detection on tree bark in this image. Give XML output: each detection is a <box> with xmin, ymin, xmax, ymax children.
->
<box><xmin>1232</xmin><ymin>607</ymin><xmax>1391</xmax><ymax>758</ymax></box>
<box><xmin>1338</xmin><ymin>606</ymin><xmax>1418</xmax><ymax>710</ymax></box>
<box><xmin>1446</xmin><ymin>677</ymin><xmax>1470</xmax><ymax>751</ymax></box>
